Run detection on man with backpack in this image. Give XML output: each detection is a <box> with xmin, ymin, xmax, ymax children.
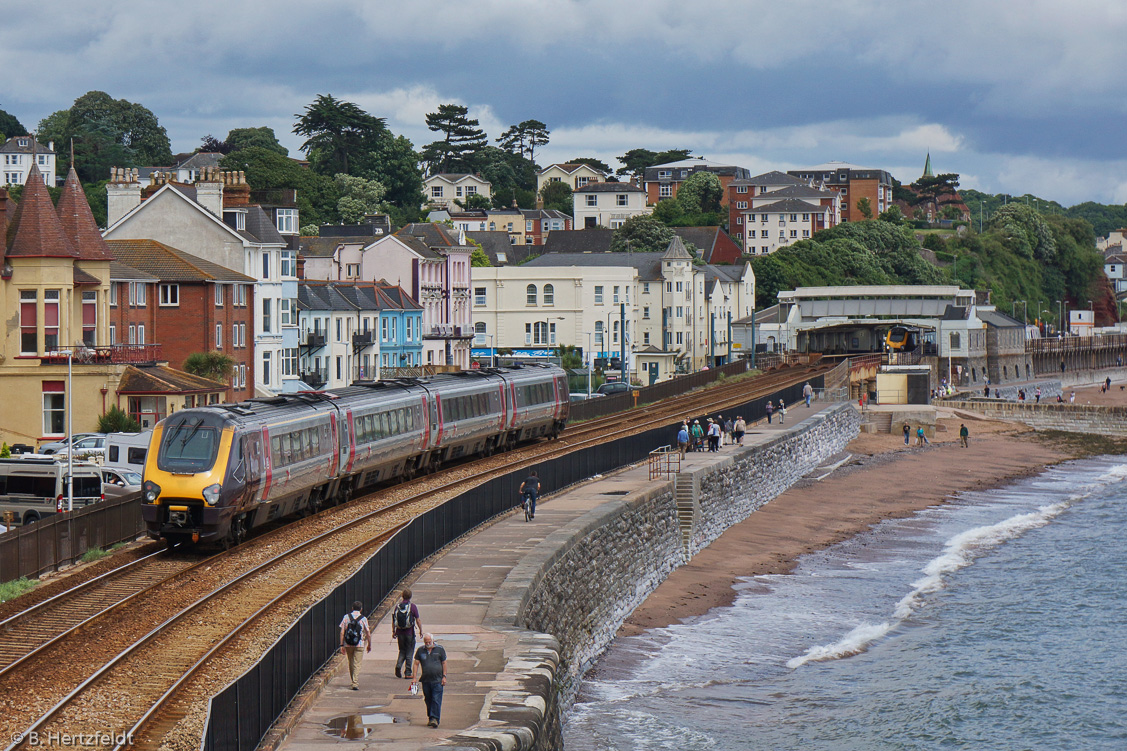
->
<box><xmin>339</xmin><ymin>600</ymin><xmax>372</xmax><ymax>690</ymax></box>
<box><xmin>392</xmin><ymin>589</ymin><xmax>423</xmax><ymax>679</ymax></box>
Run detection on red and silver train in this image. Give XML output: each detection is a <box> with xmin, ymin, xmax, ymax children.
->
<box><xmin>141</xmin><ymin>365</ymin><xmax>569</xmax><ymax>546</ymax></box>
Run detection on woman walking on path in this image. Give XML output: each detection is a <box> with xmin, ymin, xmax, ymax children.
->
<box><xmin>765</xmin><ymin>401</ymin><xmax>774</xmax><ymax>424</ymax></box>
<box><xmin>778</xmin><ymin>399</ymin><xmax>787</xmax><ymax>424</ymax></box>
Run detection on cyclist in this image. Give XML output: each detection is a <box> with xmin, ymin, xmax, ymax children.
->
<box><xmin>520</xmin><ymin>470</ymin><xmax>541</xmax><ymax>520</ymax></box>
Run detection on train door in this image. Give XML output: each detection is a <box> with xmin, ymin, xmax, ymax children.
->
<box><xmin>329</xmin><ymin>413</ymin><xmax>341</xmax><ymax>478</ymax></box>
<box><xmin>342</xmin><ymin>408</ymin><xmax>356</xmax><ymax>474</ymax></box>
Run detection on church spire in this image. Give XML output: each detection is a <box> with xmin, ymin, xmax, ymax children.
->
<box><xmin>922</xmin><ymin>152</ymin><xmax>934</xmax><ymax>178</ymax></box>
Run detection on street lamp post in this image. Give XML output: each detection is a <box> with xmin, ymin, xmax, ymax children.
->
<box><xmin>584</xmin><ymin>332</ymin><xmax>593</xmax><ymax>396</ymax></box>
<box><xmin>57</xmin><ymin>349</ymin><xmax>74</xmax><ymax>512</ymax></box>
<box><xmin>979</xmin><ymin>200</ymin><xmax>984</xmax><ymax>233</ymax></box>
<box><xmin>1057</xmin><ymin>300</ymin><xmax>1063</xmax><ymax>336</ymax></box>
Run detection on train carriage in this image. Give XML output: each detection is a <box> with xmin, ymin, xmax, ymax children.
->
<box><xmin>141</xmin><ymin>364</ymin><xmax>569</xmax><ymax>547</ymax></box>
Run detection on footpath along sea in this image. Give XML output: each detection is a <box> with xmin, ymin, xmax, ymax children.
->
<box><xmin>565</xmin><ymin>455</ymin><xmax>1127</xmax><ymax>750</ymax></box>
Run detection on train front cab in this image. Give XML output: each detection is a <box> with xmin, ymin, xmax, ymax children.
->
<box><xmin>142</xmin><ymin>410</ymin><xmax>238</xmax><ymax>544</ymax></box>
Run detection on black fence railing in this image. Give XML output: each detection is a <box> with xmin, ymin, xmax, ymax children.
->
<box><xmin>0</xmin><ymin>492</ymin><xmax>144</xmax><ymax>583</ymax></box>
<box><xmin>202</xmin><ymin>375</ymin><xmax>822</xmax><ymax>751</ymax></box>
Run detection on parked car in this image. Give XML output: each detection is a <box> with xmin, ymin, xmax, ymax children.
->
<box><xmin>569</xmin><ymin>392</ymin><xmax>606</xmax><ymax>402</ymax></box>
<box><xmin>38</xmin><ymin>432</ymin><xmax>102</xmax><ymax>455</ymax></box>
<box><xmin>596</xmin><ymin>381</ymin><xmax>636</xmax><ymax>396</ymax></box>
<box><xmin>54</xmin><ymin>434</ymin><xmax>108</xmax><ymax>461</ymax></box>
<box><xmin>100</xmin><ymin>467</ymin><xmax>142</xmax><ymax>500</ymax></box>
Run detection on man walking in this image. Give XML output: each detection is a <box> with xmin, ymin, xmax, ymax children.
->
<box><xmin>803</xmin><ymin>382</ymin><xmax>813</xmax><ymax>407</ymax></box>
<box><xmin>677</xmin><ymin>423</ymin><xmax>690</xmax><ymax>458</ymax></box>
<box><xmin>903</xmin><ymin>423</ymin><xmax>911</xmax><ymax>445</ymax></box>
<box><xmin>392</xmin><ymin>589</ymin><xmax>423</xmax><ymax>679</ymax></box>
<box><xmin>706</xmin><ymin>418</ymin><xmax>721</xmax><ymax>452</ymax></box>
<box><xmin>733</xmin><ymin>416</ymin><xmax>746</xmax><ymax>446</ymax></box>
<box><xmin>339</xmin><ymin>600</ymin><xmax>372</xmax><ymax>690</ymax></box>
<box><xmin>520</xmin><ymin>469</ymin><xmax>541</xmax><ymax>519</ymax></box>
<box><xmin>959</xmin><ymin>423</ymin><xmax>969</xmax><ymax>448</ymax></box>
<box><xmin>411</xmin><ymin>634</ymin><xmax>448</xmax><ymax>728</ymax></box>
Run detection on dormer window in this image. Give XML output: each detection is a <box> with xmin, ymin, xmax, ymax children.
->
<box><xmin>225</xmin><ymin>209</ymin><xmax>247</xmax><ymax>231</ymax></box>
<box><xmin>276</xmin><ymin>208</ymin><xmax>297</xmax><ymax>234</ymax></box>
<box><xmin>18</xmin><ymin>139</ymin><xmax>28</xmax><ymax>148</ymax></box>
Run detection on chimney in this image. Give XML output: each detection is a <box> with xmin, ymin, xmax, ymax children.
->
<box><xmin>106</xmin><ymin>166</ymin><xmax>142</xmax><ymax>226</ymax></box>
<box><xmin>221</xmin><ymin>170</ymin><xmax>251</xmax><ymax>208</ymax></box>
<box><xmin>195</xmin><ymin>166</ymin><xmax>223</xmax><ymax>216</ymax></box>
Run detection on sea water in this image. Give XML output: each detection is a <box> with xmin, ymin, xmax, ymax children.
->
<box><xmin>566</xmin><ymin>456</ymin><xmax>1127</xmax><ymax>750</ymax></box>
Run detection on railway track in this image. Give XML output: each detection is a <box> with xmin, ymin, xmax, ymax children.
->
<box><xmin>0</xmin><ymin>363</ymin><xmax>828</xmax><ymax>747</ymax></box>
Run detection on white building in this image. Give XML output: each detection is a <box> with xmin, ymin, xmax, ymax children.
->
<box><xmin>572</xmin><ymin>182</ymin><xmax>651</xmax><ymax>229</ymax></box>
<box><xmin>472</xmin><ymin>237</ymin><xmax>754</xmax><ymax>380</ymax></box>
<box><xmin>103</xmin><ymin>168</ymin><xmax>296</xmax><ymax>395</ymax></box>
<box><xmin>423</xmin><ymin>173</ymin><xmax>492</xmax><ymax>210</ymax></box>
<box><xmin>1105</xmin><ymin>253</ymin><xmax>1127</xmax><ymax>294</ymax></box>
<box><xmin>1</xmin><ymin>136</ymin><xmax>55</xmax><ymax>187</ymax></box>
<box><xmin>537</xmin><ymin>163</ymin><xmax>607</xmax><ymax>193</ymax></box>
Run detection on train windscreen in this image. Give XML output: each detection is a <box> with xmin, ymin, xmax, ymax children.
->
<box><xmin>158</xmin><ymin>413</ymin><xmax>224</xmax><ymax>473</ymax></box>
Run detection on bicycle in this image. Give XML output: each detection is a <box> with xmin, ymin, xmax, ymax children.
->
<box><xmin>520</xmin><ymin>491</ymin><xmax>534</xmax><ymax>522</ymax></box>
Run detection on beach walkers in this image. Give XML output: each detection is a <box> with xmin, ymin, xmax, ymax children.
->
<box><xmin>960</xmin><ymin>424</ymin><xmax>969</xmax><ymax>448</ymax></box>
<box><xmin>803</xmin><ymin>382</ymin><xmax>813</xmax><ymax>407</ymax></box>
<box><xmin>733</xmin><ymin>416</ymin><xmax>746</xmax><ymax>446</ymax></box>
<box><xmin>339</xmin><ymin>600</ymin><xmax>372</xmax><ymax>690</ymax></box>
<box><xmin>778</xmin><ymin>398</ymin><xmax>787</xmax><ymax>424</ymax></box>
<box><xmin>903</xmin><ymin>423</ymin><xmax>911</xmax><ymax>445</ymax></box>
<box><xmin>722</xmin><ymin>415</ymin><xmax>733</xmax><ymax>446</ymax></box>
<box><xmin>765</xmin><ymin>401</ymin><xmax>774</xmax><ymax>424</ymax></box>
<box><xmin>1035</xmin><ymin>387</ymin><xmax>1042</xmax><ymax>403</ymax></box>
<box><xmin>677</xmin><ymin>423</ymin><xmax>690</xmax><ymax>458</ymax></box>
<box><xmin>691</xmin><ymin>419</ymin><xmax>705</xmax><ymax>451</ymax></box>
<box><xmin>393</xmin><ymin>589</ymin><xmax>423</xmax><ymax>679</ymax></box>
<box><xmin>915</xmin><ymin>426</ymin><xmax>929</xmax><ymax>446</ymax></box>
<box><xmin>707</xmin><ymin>418</ymin><xmax>721</xmax><ymax>452</ymax></box>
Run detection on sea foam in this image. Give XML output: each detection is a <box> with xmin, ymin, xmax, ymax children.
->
<box><xmin>787</xmin><ymin>463</ymin><xmax>1127</xmax><ymax>669</ymax></box>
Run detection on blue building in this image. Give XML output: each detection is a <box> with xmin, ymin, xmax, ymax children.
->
<box><xmin>374</xmin><ymin>283</ymin><xmax>424</xmax><ymax>371</ymax></box>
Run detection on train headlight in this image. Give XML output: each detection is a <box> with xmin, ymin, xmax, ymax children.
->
<box><xmin>202</xmin><ymin>483</ymin><xmax>222</xmax><ymax>506</ymax></box>
<box><xmin>143</xmin><ymin>481</ymin><xmax>161</xmax><ymax>503</ymax></box>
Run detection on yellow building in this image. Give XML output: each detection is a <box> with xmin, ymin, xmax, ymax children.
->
<box><xmin>0</xmin><ymin>164</ymin><xmax>224</xmax><ymax>449</ymax></box>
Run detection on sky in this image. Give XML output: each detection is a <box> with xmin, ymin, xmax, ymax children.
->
<box><xmin>4</xmin><ymin>0</ymin><xmax>1127</xmax><ymax>207</ymax></box>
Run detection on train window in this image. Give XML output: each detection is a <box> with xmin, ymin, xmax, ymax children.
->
<box><xmin>301</xmin><ymin>429</ymin><xmax>313</xmax><ymax>460</ymax></box>
<box><xmin>312</xmin><ymin>426</ymin><xmax>321</xmax><ymax>453</ymax></box>
<box><xmin>395</xmin><ymin>409</ymin><xmax>405</xmax><ymax>433</ymax></box>
<box><xmin>406</xmin><ymin>408</ymin><xmax>415</xmax><ymax>431</ymax></box>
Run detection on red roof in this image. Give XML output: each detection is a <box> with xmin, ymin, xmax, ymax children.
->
<box><xmin>56</xmin><ymin>167</ymin><xmax>114</xmax><ymax>262</ymax></box>
<box><xmin>5</xmin><ymin>164</ymin><xmax>79</xmax><ymax>259</ymax></box>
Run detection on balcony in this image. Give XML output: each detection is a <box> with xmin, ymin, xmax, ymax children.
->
<box><xmin>300</xmin><ymin>369</ymin><xmax>327</xmax><ymax>389</ymax></box>
<box><xmin>41</xmin><ymin>344</ymin><xmax>162</xmax><ymax>365</ymax></box>
<box><xmin>303</xmin><ymin>332</ymin><xmax>326</xmax><ymax>348</ymax></box>
<box><xmin>422</xmin><ymin>324</ymin><xmax>474</xmax><ymax>340</ymax></box>
<box><xmin>352</xmin><ymin>331</ymin><xmax>374</xmax><ymax>352</ymax></box>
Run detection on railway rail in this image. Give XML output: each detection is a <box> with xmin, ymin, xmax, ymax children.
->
<box><xmin>0</xmin><ymin>363</ymin><xmax>828</xmax><ymax>748</ymax></box>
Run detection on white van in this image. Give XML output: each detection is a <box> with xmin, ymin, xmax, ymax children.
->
<box><xmin>104</xmin><ymin>432</ymin><xmax>152</xmax><ymax>474</ymax></box>
<box><xmin>0</xmin><ymin>457</ymin><xmax>104</xmax><ymax>526</ymax></box>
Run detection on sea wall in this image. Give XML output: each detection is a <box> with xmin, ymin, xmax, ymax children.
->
<box><xmin>944</xmin><ymin>399</ymin><xmax>1127</xmax><ymax>437</ymax></box>
<box><xmin>469</xmin><ymin>403</ymin><xmax>858</xmax><ymax>750</ymax></box>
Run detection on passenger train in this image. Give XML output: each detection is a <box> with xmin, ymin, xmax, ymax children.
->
<box><xmin>141</xmin><ymin>365</ymin><xmax>569</xmax><ymax>547</ymax></box>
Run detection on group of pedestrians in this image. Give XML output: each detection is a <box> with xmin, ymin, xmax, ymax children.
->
<box><xmin>339</xmin><ymin>588</ymin><xmax>448</xmax><ymax>728</ymax></box>
<box><xmin>676</xmin><ymin>414</ymin><xmax>749</xmax><ymax>457</ymax></box>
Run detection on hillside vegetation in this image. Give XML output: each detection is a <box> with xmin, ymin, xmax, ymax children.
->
<box><xmin>751</xmin><ymin>210</ymin><xmax>1112</xmax><ymax>324</ymax></box>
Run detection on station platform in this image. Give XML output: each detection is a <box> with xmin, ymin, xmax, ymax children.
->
<box><xmin>273</xmin><ymin>401</ymin><xmax>841</xmax><ymax>750</ymax></box>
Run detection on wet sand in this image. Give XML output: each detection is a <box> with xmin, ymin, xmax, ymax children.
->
<box><xmin>620</xmin><ymin>414</ymin><xmax>1073</xmax><ymax>637</ymax></box>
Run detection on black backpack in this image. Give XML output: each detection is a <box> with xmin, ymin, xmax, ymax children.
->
<box><xmin>344</xmin><ymin>614</ymin><xmax>363</xmax><ymax>646</ymax></box>
<box><xmin>395</xmin><ymin>602</ymin><xmax>413</xmax><ymax>631</ymax></box>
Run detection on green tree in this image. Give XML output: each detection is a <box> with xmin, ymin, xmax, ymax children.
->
<box><xmin>879</xmin><ymin>204</ymin><xmax>906</xmax><ymax>224</ymax></box>
<box><xmin>677</xmin><ymin>171</ymin><xmax>723</xmax><ymax>214</ymax></box>
<box><xmin>912</xmin><ymin>173</ymin><xmax>961</xmax><ymax>205</ymax></box>
<box><xmin>421</xmin><ymin>104</ymin><xmax>488</xmax><ymax>174</ymax></box>
<box><xmin>183</xmin><ymin>351</ymin><xmax>235</xmax><ymax>382</ymax></box>
<box><xmin>0</xmin><ymin>108</ymin><xmax>26</xmax><ymax>141</ymax></box>
<box><xmin>294</xmin><ymin>94</ymin><xmax>387</xmax><ymax>176</ymax></box>
<box><xmin>221</xmin><ymin>147</ymin><xmax>341</xmax><ymax>227</ymax></box>
<box><xmin>539</xmin><ymin>181</ymin><xmax>572</xmax><ymax>214</ymax></box>
<box><xmin>615</xmin><ymin>148</ymin><xmax>693</xmax><ymax>179</ymax></box>
<box><xmin>940</xmin><ymin>204</ymin><xmax>963</xmax><ymax>220</ymax></box>
<box><xmin>199</xmin><ymin>134</ymin><xmax>231</xmax><ymax>154</ymax></box>
<box><xmin>40</xmin><ymin>92</ymin><xmax>172</xmax><ymax>180</ymax></box>
<box><xmin>354</xmin><ymin>134</ymin><xmax>425</xmax><ymax>217</ymax></box>
<box><xmin>566</xmin><ymin>157</ymin><xmax>613</xmax><ymax>174</ymax></box>
<box><xmin>97</xmin><ymin>405</ymin><xmax>141</xmax><ymax>433</ymax></box>
<box><xmin>468</xmin><ymin>239</ymin><xmax>492</xmax><ymax>267</ymax></box>
<box><xmin>459</xmin><ymin>193</ymin><xmax>492</xmax><ymax>210</ymax></box>
<box><xmin>497</xmin><ymin>119</ymin><xmax>550</xmax><ymax>163</ymax></box>
<box><xmin>856</xmin><ymin>197</ymin><xmax>874</xmax><ymax>220</ymax></box>
<box><xmin>334</xmin><ymin>174</ymin><xmax>388</xmax><ymax>223</ymax></box>
<box><xmin>609</xmin><ymin>214</ymin><xmax>675</xmax><ymax>253</ymax></box>
<box><xmin>226</xmin><ymin>126</ymin><xmax>288</xmax><ymax>155</ymax></box>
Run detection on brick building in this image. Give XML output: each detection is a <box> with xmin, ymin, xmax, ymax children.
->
<box><xmin>643</xmin><ymin>158</ymin><xmax>751</xmax><ymax>208</ymax></box>
<box><xmin>787</xmin><ymin>162</ymin><xmax>894</xmax><ymax>223</ymax></box>
<box><xmin>105</xmin><ymin>239</ymin><xmax>256</xmax><ymax>401</ymax></box>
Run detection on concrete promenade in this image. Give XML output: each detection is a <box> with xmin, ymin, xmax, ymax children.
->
<box><xmin>274</xmin><ymin>402</ymin><xmax>840</xmax><ymax>750</ymax></box>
